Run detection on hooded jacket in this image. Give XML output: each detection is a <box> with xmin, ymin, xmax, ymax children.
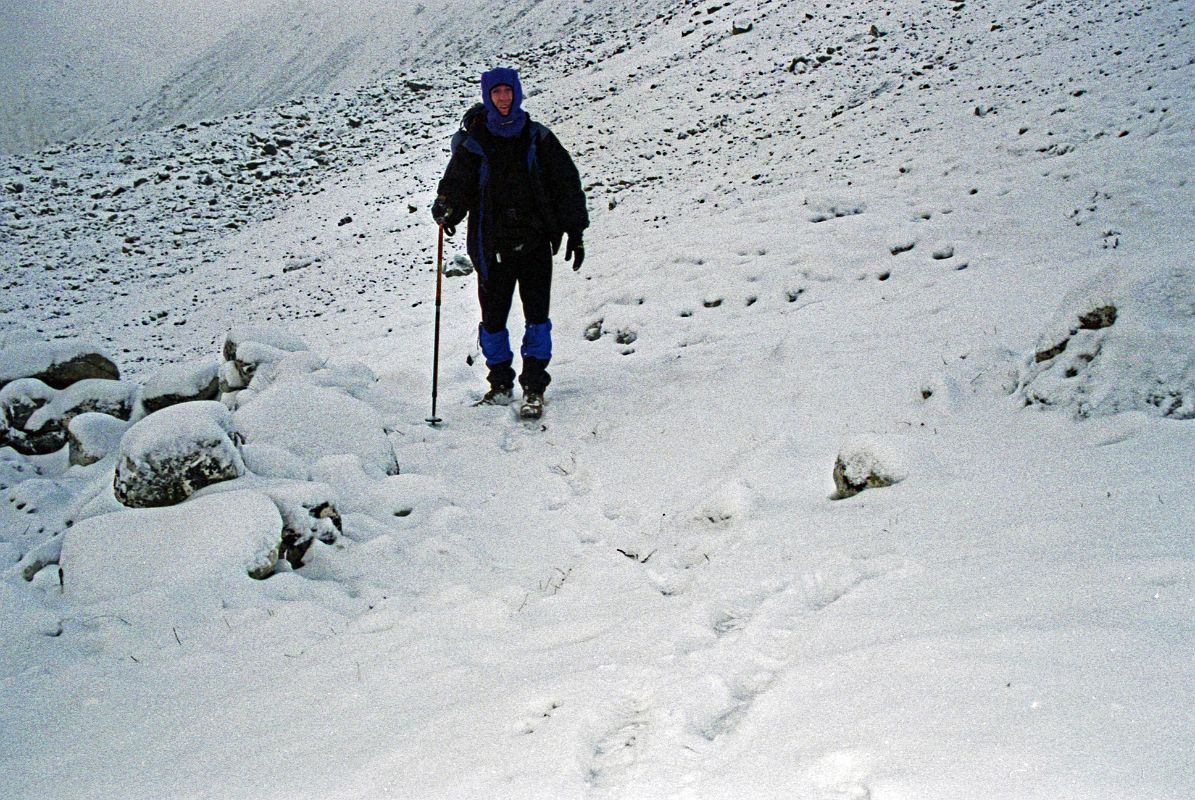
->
<box><xmin>436</xmin><ymin>69</ymin><xmax>589</xmax><ymax>281</ymax></box>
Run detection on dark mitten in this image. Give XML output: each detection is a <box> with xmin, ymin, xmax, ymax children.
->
<box><xmin>565</xmin><ymin>231</ymin><xmax>585</xmax><ymax>272</ymax></box>
<box><xmin>431</xmin><ymin>196</ymin><xmax>453</xmax><ymax>225</ymax></box>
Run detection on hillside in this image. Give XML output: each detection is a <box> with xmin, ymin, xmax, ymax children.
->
<box><xmin>1</xmin><ymin>0</ymin><xmax>1193</xmax><ymax>798</ymax></box>
<box><xmin>0</xmin><ymin>0</ymin><xmax>671</xmax><ymax>155</ymax></box>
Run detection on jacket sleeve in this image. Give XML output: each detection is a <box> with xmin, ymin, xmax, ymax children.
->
<box><xmin>539</xmin><ymin>130</ymin><xmax>589</xmax><ymax>234</ymax></box>
<box><xmin>435</xmin><ymin>143</ymin><xmax>479</xmax><ymax>227</ymax></box>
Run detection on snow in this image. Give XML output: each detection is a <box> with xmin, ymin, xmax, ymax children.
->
<box><xmin>117</xmin><ymin>400</ymin><xmax>237</xmax><ymax>465</ymax></box>
<box><xmin>1020</xmin><ymin>261</ymin><xmax>1195</xmax><ymax>419</ymax></box>
<box><xmin>59</xmin><ymin>488</ymin><xmax>281</xmax><ymax>605</ymax></box>
<box><xmin>233</xmin><ymin>381</ymin><xmax>399</xmax><ymax>478</ymax></box>
<box><xmin>2</xmin><ymin>0</ymin><xmax>1194</xmax><ymax>797</ymax></box>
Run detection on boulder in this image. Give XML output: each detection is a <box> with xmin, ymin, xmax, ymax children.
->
<box><xmin>0</xmin><ymin>379</ymin><xmax>64</xmax><ymax>455</ymax></box>
<box><xmin>1020</xmin><ymin>262</ymin><xmax>1194</xmax><ymax>419</ymax></box>
<box><xmin>222</xmin><ymin>325</ymin><xmax>309</xmax><ymax>389</ymax></box>
<box><xmin>141</xmin><ymin>358</ymin><xmax>220</xmax><ymax>414</ymax></box>
<box><xmin>60</xmin><ymin>489</ymin><xmax>284</xmax><ymax>603</ymax></box>
<box><xmin>0</xmin><ymin>340</ymin><xmax>119</xmax><ymax>391</ymax></box>
<box><xmin>68</xmin><ymin>412</ymin><xmax>131</xmax><ymax>467</ymax></box>
<box><xmin>832</xmin><ymin>441</ymin><xmax>906</xmax><ymax>499</ymax></box>
<box><xmin>443</xmin><ymin>254</ymin><xmax>475</xmax><ymax>277</ymax></box>
<box><xmin>262</xmin><ymin>481</ymin><xmax>342</xmax><ymax>567</ymax></box>
<box><xmin>234</xmin><ymin>382</ymin><xmax>398</xmax><ymax>478</ymax></box>
<box><xmin>25</xmin><ymin>379</ymin><xmax>138</xmax><ymax>431</ymax></box>
<box><xmin>114</xmin><ymin>401</ymin><xmax>245</xmax><ymax>508</ymax></box>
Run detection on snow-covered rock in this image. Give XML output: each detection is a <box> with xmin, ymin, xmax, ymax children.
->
<box><xmin>1020</xmin><ymin>263</ymin><xmax>1195</xmax><ymax>420</ymax></box>
<box><xmin>141</xmin><ymin>358</ymin><xmax>220</xmax><ymax>414</ymax></box>
<box><xmin>24</xmin><ymin>378</ymin><xmax>138</xmax><ymax>431</ymax></box>
<box><xmin>192</xmin><ymin>472</ymin><xmax>343</xmax><ymax>567</ymax></box>
<box><xmin>221</xmin><ymin>325</ymin><xmax>309</xmax><ymax>390</ymax></box>
<box><xmin>60</xmin><ymin>489</ymin><xmax>283</xmax><ymax>604</ymax></box>
<box><xmin>444</xmin><ymin>254</ymin><xmax>475</xmax><ymax>277</ymax></box>
<box><xmin>0</xmin><ymin>339</ymin><xmax>119</xmax><ymax>391</ymax></box>
<box><xmin>262</xmin><ymin>480</ymin><xmax>341</xmax><ymax>567</ymax></box>
<box><xmin>243</xmin><ymin>350</ymin><xmax>379</xmax><ymax>401</ymax></box>
<box><xmin>67</xmin><ymin>412</ymin><xmax>131</xmax><ymax>467</ymax></box>
<box><xmin>0</xmin><ymin>378</ymin><xmax>63</xmax><ymax>455</ymax></box>
<box><xmin>234</xmin><ymin>382</ymin><xmax>398</xmax><ymax>478</ymax></box>
<box><xmin>113</xmin><ymin>401</ymin><xmax>246</xmax><ymax>508</ymax></box>
<box><xmin>832</xmin><ymin>440</ymin><xmax>907</xmax><ymax>499</ymax></box>
<box><xmin>240</xmin><ymin>441</ymin><xmax>309</xmax><ymax>480</ymax></box>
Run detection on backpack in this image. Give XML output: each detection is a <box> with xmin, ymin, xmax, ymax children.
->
<box><xmin>450</xmin><ymin>103</ymin><xmax>487</xmax><ymax>155</ymax></box>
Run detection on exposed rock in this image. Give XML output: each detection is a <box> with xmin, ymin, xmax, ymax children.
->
<box><xmin>1020</xmin><ymin>266</ymin><xmax>1193</xmax><ymax>419</ymax></box>
<box><xmin>1034</xmin><ymin>339</ymin><xmax>1068</xmax><ymax>363</ymax></box>
<box><xmin>443</xmin><ymin>254</ymin><xmax>474</xmax><ymax>277</ymax></box>
<box><xmin>1078</xmin><ymin>304</ymin><xmax>1117</xmax><ymax>330</ymax></box>
<box><xmin>832</xmin><ymin>442</ymin><xmax>906</xmax><ymax>499</ymax></box>
<box><xmin>114</xmin><ymin>401</ymin><xmax>245</xmax><ymax>508</ymax></box>
<box><xmin>262</xmin><ymin>482</ymin><xmax>342</xmax><ymax>567</ymax></box>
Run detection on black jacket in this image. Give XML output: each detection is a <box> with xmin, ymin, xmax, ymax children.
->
<box><xmin>437</xmin><ymin>111</ymin><xmax>588</xmax><ymax>280</ymax></box>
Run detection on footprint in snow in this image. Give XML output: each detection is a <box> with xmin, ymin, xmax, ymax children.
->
<box><xmin>584</xmin><ymin>694</ymin><xmax>653</xmax><ymax>795</ymax></box>
<box><xmin>516</xmin><ymin>698</ymin><xmax>562</xmax><ymax>736</ymax></box>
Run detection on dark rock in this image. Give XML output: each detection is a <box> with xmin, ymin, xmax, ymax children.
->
<box><xmin>67</xmin><ymin>412</ymin><xmax>129</xmax><ymax>467</ymax></box>
<box><xmin>1035</xmin><ymin>339</ymin><xmax>1069</xmax><ymax>363</ymax></box>
<box><xmin>1078</xmin><ymin>305</ymin><xmax>1117</xmax><ymax>330</ymax></box>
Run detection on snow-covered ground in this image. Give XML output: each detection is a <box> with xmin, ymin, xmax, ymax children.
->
<box><xmin>2</xmin><ymin>0</ymin><xmax>1193</xmax><ymax>797</ymax></box>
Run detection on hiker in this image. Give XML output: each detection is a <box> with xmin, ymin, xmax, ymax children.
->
<box><xmin>431</xmin><ymin>67</ymin><xmax>589</xmax><ymax>419</ymax></box>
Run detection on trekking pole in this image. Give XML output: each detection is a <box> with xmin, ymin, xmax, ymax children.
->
<box><xmin>426</xmin><ymin>224</ymin><xmax>445</xmax><ymax>426</ymax></box>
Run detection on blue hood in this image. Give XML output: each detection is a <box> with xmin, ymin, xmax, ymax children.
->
<box><xmin>480</xmin><ymin>67</ymin><xmax>528</xmax><ymax>138</ymax></box>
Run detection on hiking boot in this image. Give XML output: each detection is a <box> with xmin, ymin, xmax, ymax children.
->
<box><xmin>519</xmin><ymin>391</ymin><xmax>544</xmax><ymax>419</ymax></box>
<box><xmin>474</xmin><ymin>385</ymin><xmax>513</xmax><ymax>406</ymax></box>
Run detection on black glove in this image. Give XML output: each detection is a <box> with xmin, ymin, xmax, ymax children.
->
<box><xmin>564</xmin><ymin>231</ymin><xmax>584</xmax><ymax>272</ymax></box>
<box><xmin>431</xmin><ymin>196</ymin><xmax>456</xmax><ymax>236</ymax></box>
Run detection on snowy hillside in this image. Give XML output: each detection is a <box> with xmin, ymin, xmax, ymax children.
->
<box><xmin>0</xmin><ymin>0</ymin><xmax>672</xmax><ymax>154</ymax></box>
<box><xmin>2</xmin><ymin>0</ymin><xmax>1193</xmax><ymax>798</ymax></box>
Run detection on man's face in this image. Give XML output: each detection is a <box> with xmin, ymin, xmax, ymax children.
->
<box><xmin>490</xmin><ymin>84</ymin><xmax>514</xmax><ymax>116</ymax></box>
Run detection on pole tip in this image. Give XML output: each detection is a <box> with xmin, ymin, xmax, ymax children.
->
<box><xmin>426</xmin><ymin>417</ymin><xmax>443</xmax><ymax>427</ymax></box>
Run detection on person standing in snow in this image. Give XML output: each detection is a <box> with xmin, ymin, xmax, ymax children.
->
<box><xmin>431</xmin><ymin>67</ymin><xmax>589</xmax><ymax>419</ymax></box>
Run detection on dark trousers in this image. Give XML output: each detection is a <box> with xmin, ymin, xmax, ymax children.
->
<box><xmin>478</xmin><ymin>239</ymin><xmax>553</xmax><ymax>393</ymax></box>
